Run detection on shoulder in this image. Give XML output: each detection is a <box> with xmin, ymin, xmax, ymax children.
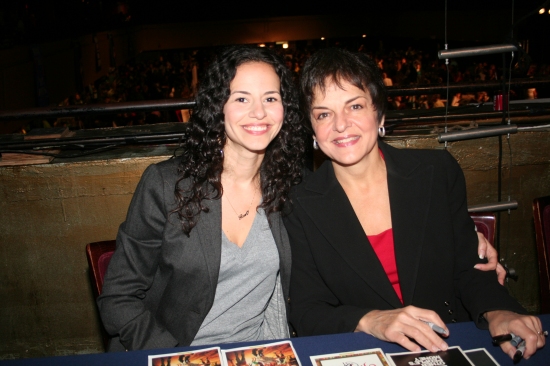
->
<box><xmin>289</xmin><ymin>161</ymin><xmax>333</xmax><ymax>197</ymax></box>
<box><xmin>150</xmin><ymin>157</ymin><xmax>181</xmax><ymax>177</ymax></box>
<box><xmin>381</xmin><ymin>142</ymin><xmax>458</xmax><ymax>170</ymax></box>
<box><xmin>139</xmin><ymin>157</ymin><xmax>184</xmax><ymax>186</ymax></box>
<box><xmin>131</xmin><ymin>157</ymin><xmax>187</xmax><ymax>206</ymax></box>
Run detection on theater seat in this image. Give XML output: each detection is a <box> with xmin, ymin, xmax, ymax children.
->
<box><xmin>533</xmin><ymin>196</ymin><xmax>550</xmax><ymax>314</ymax></box>
<box><xmin>86</xmin><ymin>240</ymin><xmax>116</xmax><ymax>350</ymax></box>
<box><xmin>86</xmin><ymin>240</ymin><xmax>116</xmax><ymax>297</ymax></box>
<box><xmin>469</xmin><ymin>212</ymin><xmax>496</xmax><ymax>245</ymax></box>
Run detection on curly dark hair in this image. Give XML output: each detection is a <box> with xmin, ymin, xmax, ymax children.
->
<box><xmin>300</xmin><ymin>47</ymin><xmax>387</xmax><ymax>131</ymax></box>
<box><xmin>173</xmin><ymin>45</ymin><xmax>306</xmax><ymax>235</ymax></box>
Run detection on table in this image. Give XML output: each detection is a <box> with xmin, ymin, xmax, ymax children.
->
<box><xmin>1</xmin><ymin>315</ymin><xmax>549</xmax><ymax>366</ymax></box>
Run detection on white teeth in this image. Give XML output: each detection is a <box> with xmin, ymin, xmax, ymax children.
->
<box><xmin>244</xmin><ymin>125</ymin><xmax>267</xmax><ymax>131</ymax></box>
<box><xmin>334</xmin><ymin>136</ymin><xmax>359</xmax><ymax>144</ymax></box>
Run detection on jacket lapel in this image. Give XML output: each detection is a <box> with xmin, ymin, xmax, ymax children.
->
<box><xmin>269</xmin><ymin>212</ymin><xmax>291</xmax><ymax>307</ymax></box>
<box><xmin>298</xmin><ymin>160</ymin><xmax>402</xmax><ymax>309</ymax></box>
<box><xmin>195</xmin><ymin>196</ymin><xmax>222</xmax><ymax>303</ymax></box>
<box><xmin>381</xmin><ymin>143</ymin><xmax>433</xmax><ymax>306</ymax></box>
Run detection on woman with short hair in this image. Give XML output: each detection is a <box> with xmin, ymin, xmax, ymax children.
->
<box><xmin>286</xmin><ymin>47</ymin><xmax>544</xmax><ymax>360</ymax></box>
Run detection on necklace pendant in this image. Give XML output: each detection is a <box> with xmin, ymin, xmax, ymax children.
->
<box><xmin>238</xmin><ymin>210</ymin><xmax>249</xmax><ymax>220</ymax></box>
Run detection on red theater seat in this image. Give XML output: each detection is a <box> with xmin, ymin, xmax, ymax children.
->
<box><xmin>86</xmin><ymin>240</ymin><xmax>116</xmax><ymax>350</ymax></box>
<box><xmin>534</xmin><ymin>196</ymin><xmax>550</xmax><ymax>314</ymax></box>
<box><xmin>86</xmin><ymin>240</ymin><xmax>116</xmax><ymax>297</ymax></box>
<box><xmin>469</xmin><ymin>212</ymin><xmax>496</xmax><ymax>245</ymax></box>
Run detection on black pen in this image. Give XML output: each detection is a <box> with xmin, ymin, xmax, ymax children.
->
<box><xmin>492</xmin><ymin>333</ymin><xmax>514</xmax><ymax>345</ymax></box>
<box><xmin>492</xmin><ymin>333</ymin><xmax>523</xmax><ymax>346</ymax></box>
<box><xmin>513</xmin><ymin>340</ymin><xmax>526</xmax><ymax>363</ymax></box>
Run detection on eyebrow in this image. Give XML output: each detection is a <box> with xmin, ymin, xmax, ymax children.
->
<box><xmin>229</xmin><ymin>90</ymin><xmax>281</xmax><ymax>95</ymax></box>
<box><xmin>312</xmin><ymin>95</ymin><xmax>368</xmax><ymax>110</ymax></box>
<box><xmin>345</xmin><ymin>96</ymin><xmax>365</xmax><ymax>104</ymax></box>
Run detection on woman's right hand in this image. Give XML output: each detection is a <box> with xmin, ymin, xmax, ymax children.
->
<box><xmin>355</xmin><ymin>306</ymin><xmax>449</xmax><ymax>353</ymax></box>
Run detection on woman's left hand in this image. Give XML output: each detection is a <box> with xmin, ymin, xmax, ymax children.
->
<box><xmin>474</xmin><ymin>232</ymin><xmax>506</xmax><ymax>285</ymax></box>
<box><xmin>486</xmin><ymin>310</ymin><xmax>545</xmax><ymax>360</ymax></box>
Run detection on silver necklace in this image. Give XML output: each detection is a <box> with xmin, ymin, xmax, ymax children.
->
<box><xmin>225</xmin><ymin>187</ymin><xmax>258</xmax><ymax>220</ymax></box>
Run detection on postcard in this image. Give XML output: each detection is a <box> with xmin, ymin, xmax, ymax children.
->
<box><xmin>386</xmin><ymin>346</ymin><xmax>474</xmax><ymax>366</ymax></box>
<box><xmin>221</xmin><ymin>340</ymin><xmax>301</xmax><ymax>366</ymax></box>
<box><xmin>148</xmin><ymin>346</ymin><xmax>222</xmax><ymax>366</ymax></box>
<box><xmin>464</xmin><ymin>348</ymin><xmax>500</xmax><ymax>366</ymax></box>
<box><xmin>310</xmin><ymin>348</ymin><xmax>390</xmax><ymax>366</ymax></box>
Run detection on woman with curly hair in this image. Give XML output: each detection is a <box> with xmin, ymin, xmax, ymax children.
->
<box><xmin>98</xmin><ymin>45</ymin><xmax>306</xmax><ymax>351</ymax></box>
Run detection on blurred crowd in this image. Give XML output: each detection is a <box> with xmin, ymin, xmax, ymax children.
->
<box><xmin>49</xmin><ymin>41</ymin><xmax>549</xmax><ymax>130</ymax></box>
<box><xmin>51</xmin><ymin>50</ymin><xmax>201</xmax><ymax>129</ymax></box>
<box><xmin>369</xmin><ymin>45</ymin><xmax>547</xmax><ymax>110</ymax></box>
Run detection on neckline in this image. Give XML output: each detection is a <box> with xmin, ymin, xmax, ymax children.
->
<box><xmin>222</xmin><ymin>208</ymin><xmax>262</xmax><ymax>249</ymax></box>
<box><xmin>367</xmin><ymin>227</ymin><xmax>392</xmax><ymax>238</ymax></box>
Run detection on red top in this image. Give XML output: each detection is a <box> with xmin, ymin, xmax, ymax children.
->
<box><xmin>367</xmin><ymin>228</ymin><xmax>403</xmax><ymax>304</ymax></box>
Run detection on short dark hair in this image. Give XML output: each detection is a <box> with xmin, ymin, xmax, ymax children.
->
<box><xmin>300</xmin><ymin>48</ymin><xmax>387</xmax><ymax>127</ymax></box>
<box><xmin>174</xmin><ymin>45</ymin><xmax>306</xmax><ymax>235</ymax></box>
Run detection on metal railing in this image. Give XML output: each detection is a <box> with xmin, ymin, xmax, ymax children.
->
<box><xmin>1</xmin><ymin>78</ymin><xmax>549</xmax><ymax>122</ymax></box>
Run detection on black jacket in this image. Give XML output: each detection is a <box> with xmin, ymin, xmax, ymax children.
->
<box><xmin>284</xmin><ymin>142</ymin><xmax>525</xmax><ymax>336</ymax></box>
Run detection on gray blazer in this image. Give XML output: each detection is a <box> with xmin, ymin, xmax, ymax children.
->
<box><xmin>97</xmin><ymin>158</ymin><xmax>292</xmax><ymax>351</ymax></box>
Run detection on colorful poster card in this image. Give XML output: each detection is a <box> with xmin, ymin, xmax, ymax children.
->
<box><xmin>310</xmin><ymin>348</ymin><xmax>390</xmax><ymax>366</ymax></box>
<box><xmin>221</xmin><ymin>340</ymin><xmax>301</xmax><ymax>366</ymax></box>
<box><xmin>148</xmin><ymin>346</ymin><xmax>222</xmax><ymax>366</ymax></box>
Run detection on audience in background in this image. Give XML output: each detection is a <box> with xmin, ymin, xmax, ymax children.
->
<box><xmin>49</xmin><ymin>40</ymin><xmax>548</xmax><ymax>130</ymax></box>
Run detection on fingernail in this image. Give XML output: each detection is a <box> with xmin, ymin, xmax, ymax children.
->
<box><xmin>431</xmin><ymin>346</ymin><xmax>440</xmax><ymax>353</ymax></box>
<box><xmin>440</xmin><ymin>343</ymin><xmax>448</xmax><ymax>351</ymax></box>
<box><xmin>474</xmin><ymin>265</ymin><xmax>480</xmax><ymax>269</ymax></box>
<box><xmin>479</xmin><ymin>254</ymin><xmax>484</xmax><ymax>259</ymax></box>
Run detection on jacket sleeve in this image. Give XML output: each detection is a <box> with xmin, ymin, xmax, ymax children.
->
<box><xmin>284</xmin><ymin>199</ymin><xmax>371</xmax><ymax>336</ymax></box>
<box><xmin>443</xmin><ymin>151</ymin><xmax>526</xmax><ymax>328</ymax></box>
<box><xmin>97</xmin><ymin>164</ymin><xmax>179</xmax><ymax>350</ymax></box>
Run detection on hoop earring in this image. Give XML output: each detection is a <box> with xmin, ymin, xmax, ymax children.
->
<box><xmin>378</xmin><ymin>126</ymin><xmax>386</xmax><ymax>138</ymax></box>
<box><xmin>313</xmin><ymin>138</ymin><xmax>319</xmax><ymax>150</ymax></box>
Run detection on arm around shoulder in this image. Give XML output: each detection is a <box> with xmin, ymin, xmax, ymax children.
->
<box><xmin>441</xmin><ymin>151</ymin><xmax>526</xmax><ymax>327</ymax></box>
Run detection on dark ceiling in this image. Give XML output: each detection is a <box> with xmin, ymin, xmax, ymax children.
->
<box><xmin>0</xmin><ymin>0</ymin><xmax>548</xmax><ymax>46</ymax></box>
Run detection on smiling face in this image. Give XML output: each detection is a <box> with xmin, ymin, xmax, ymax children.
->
<box><xmin>223</xmin><ymin>62</ymin><xmax>284</xmax><ymax>155</ymax></box>
<box><xmin>311</xmin><ymin>79</ymin><xmax>383</xmax><ymax>167</ymax></box>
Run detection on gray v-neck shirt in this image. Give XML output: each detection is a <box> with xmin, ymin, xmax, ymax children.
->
<box><xmin>191</xmin><ymin>208</ymin><xmax>288</xmax><ymax>345</ymax></box>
